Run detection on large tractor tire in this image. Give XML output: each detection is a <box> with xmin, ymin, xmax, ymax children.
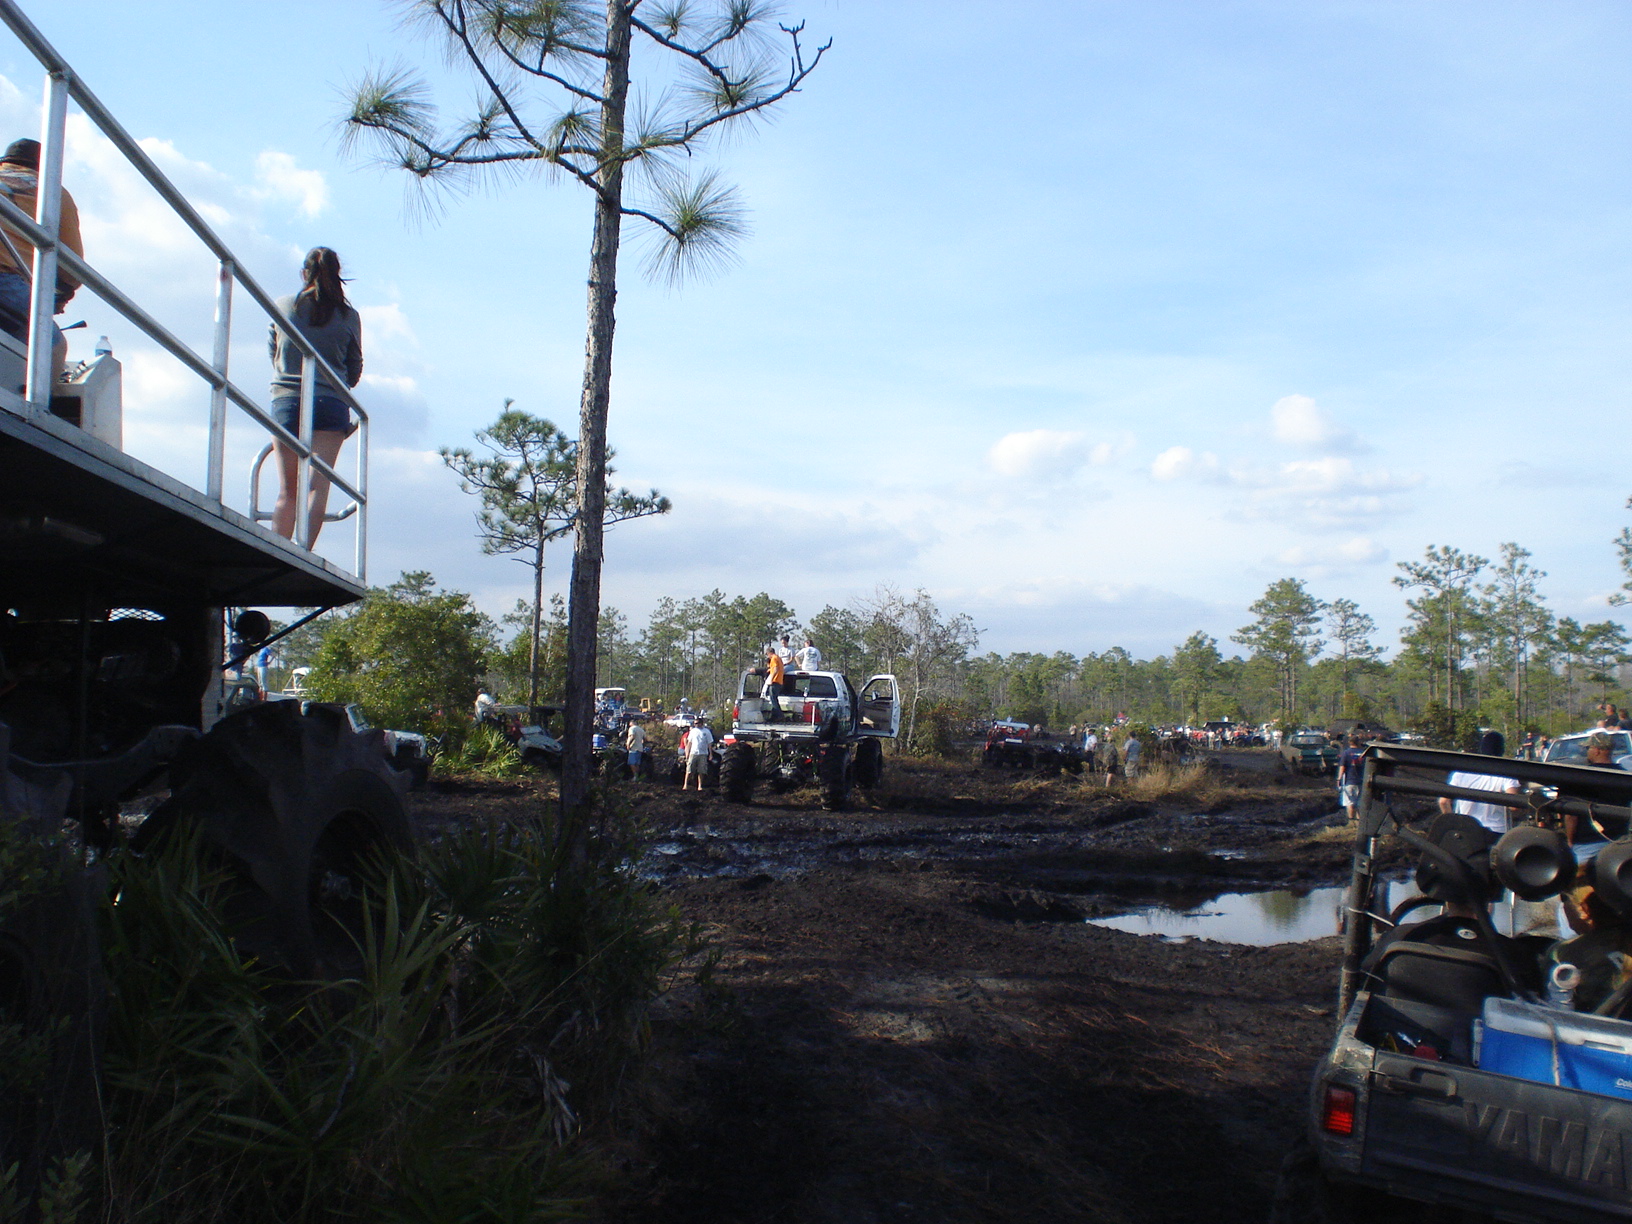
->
<box><xmin>720</xmin><ymin>742</ymin><xmax>757</xmax><ymax>804</ymax></box>
<box><xmin>818</xmin><ymin>743</ymin><xmax>853</xmax><ymax>812</ymax></box>
<box><xmin>854</xmin><ymin>737</ymin><xmax>885</xmax><ymax>789</ymax></box>
<box><xmin>0</xmin><ymin>723</ymin><xmax>103</xmax><ymax>1214</ymax></box>
<box><xmin>135</xmin><ymin>701</ymin><xmax>410</xmax><ymax>979</ymax></box>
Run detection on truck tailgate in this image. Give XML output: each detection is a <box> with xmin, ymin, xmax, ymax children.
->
<box><xmin>1364</xmin><ymin>1051</ymin><xmax>1632</xmax><ymax>1219</ymax></box>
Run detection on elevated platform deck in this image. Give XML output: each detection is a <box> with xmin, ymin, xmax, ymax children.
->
<box><xmin>0</xmin><ymin>404</ymin><xmax>366</xmax><ymax>610</ymax></box>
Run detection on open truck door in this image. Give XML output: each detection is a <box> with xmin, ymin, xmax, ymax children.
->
<box><xmin>858</xmin><ymin>675</ymin><xmax>900</xmax><ymax>737</ymax></box>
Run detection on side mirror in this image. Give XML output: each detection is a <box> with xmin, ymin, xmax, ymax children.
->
<box><xmin>233</xmin><ymin>609</ymin><xmax>271</xmax><ymax>645</ymax></box>
<box><xmin>1593</xmin><ymin>838</ymin><xmax>1632</xmax><ymax>917</ymax></box>
<box><xmin>1492</xmin><ymin>825</ymin><xmax>1573</xmax><ymax>901</ymax></box>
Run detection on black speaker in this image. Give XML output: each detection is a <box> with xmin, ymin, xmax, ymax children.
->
<box><xmin>1592</xmin><ymin>838</ymin><xmax>1632</xmax><ymax>916</ymax></box>
<box><xmin>1492</xmin><ymin>825</ymin><xmax>1573</xmax><ymax>901</ymax></box>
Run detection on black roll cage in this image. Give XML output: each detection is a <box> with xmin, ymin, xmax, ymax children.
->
<box><xmin>1338</xmin><ymin>743</ymin><xmax>1632</xmax><ymax>1013</ymax></box>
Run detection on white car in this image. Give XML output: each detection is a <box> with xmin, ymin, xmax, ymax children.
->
<box><xmin>1542</xmin><ymin>729</ymin><xmax>1632</xmax><ymax>772</ymax></box>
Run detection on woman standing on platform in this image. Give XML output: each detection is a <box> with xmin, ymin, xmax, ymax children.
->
<box><xmin>268</xmin><ymin>246</ymin><xmax>361</xmax><ymax>546</ymax></box>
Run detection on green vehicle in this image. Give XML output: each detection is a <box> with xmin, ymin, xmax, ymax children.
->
<box><xmin>1280</xmin><ymin>729</ymin><xmax>1339</xmax><ymax>775</ymax></box>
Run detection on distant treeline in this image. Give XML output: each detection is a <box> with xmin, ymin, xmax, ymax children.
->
<box><xmin>273</xmin><ymin>540</ymin><xmax>1632</xmax><ymax>747</ymax></box>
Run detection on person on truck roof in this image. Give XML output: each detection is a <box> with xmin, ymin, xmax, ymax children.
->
<box><xmin>268</xmin><ymin>246</ymin><xmax>363</xmax><ymax>545</ymax></box>
<box><xmin>0</xmin><ymin>138</ymin><xmax>82</xmax><ymax>388</ymax></box>
<box><xmin>795</xmin><ymin>637</ymin><xmax>820</xmax><ymax>672</ymax></box>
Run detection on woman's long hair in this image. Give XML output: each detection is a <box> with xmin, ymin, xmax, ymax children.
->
<box><xmin>296</xmin><ymin>246</ymin><xmax>349</xmax><ymax>327</ymax></box>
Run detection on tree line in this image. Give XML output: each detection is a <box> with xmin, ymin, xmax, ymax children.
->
<box><xmin>274</xmin><ymin>539</ymin><xmax>1631</xmax><ymax>752</ymax></box>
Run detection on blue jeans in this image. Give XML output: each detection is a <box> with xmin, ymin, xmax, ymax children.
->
<box><xmin>0</xmin><ymin>270</ymin><xmax>63</xmax><ymax>351</ymax></box>
<box><xmin>271</xmin><ymin>393</ymin><xmax>351</xmax><ymax>435</ymax></box>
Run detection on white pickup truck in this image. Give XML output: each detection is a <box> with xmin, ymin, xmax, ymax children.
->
<box><xmin>719</xmin><ymin>669</ymin><xmax>900</xmax><ymax>810</ymax></box>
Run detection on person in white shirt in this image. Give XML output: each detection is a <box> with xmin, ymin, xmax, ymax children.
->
<box><xmin>775</xmin><ymin>635</ymin><xmax>794</xmax><ymax>666</ymax></box>
<box><xmin>795</xmin><ymin>638</ymin><xmax>821</xmax><ymax>672</ymax></box>
<box><xmin>625</xmin><ymin>721</ymin><xmax>646</xmax><ymax>775</ymax></box>
<box><xmin>683</xmin><ymin>721</ymin><xmax>714</xmax><ymax>791</ymax></box>
<box><xmin>1439</xmin><ymin>731</ymin><xmax>1520</xmax><ymax>836</ymax></box>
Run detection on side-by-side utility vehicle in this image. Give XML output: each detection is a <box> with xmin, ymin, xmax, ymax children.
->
<box><xmin>1275</xmin><ymin>744</ymin><xmax>1632</xmax><ymax>1223</ymax></box>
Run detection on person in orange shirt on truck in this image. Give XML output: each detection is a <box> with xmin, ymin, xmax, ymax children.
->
<box><xmin>763</xmin><ymin>645</ymin><xmax>788</xmax><ymax>725</ymax></box>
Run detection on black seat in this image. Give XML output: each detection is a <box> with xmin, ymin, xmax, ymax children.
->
<box><xmin>1360</xmin><ymin>915</ymin><xmax>1509</xmax><ymax>1014</ymax></box>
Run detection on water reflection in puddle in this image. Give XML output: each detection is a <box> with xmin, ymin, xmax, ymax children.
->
<box><xmin>1088</xmin><ymin>880</ymin><xmax>1428</xmax><ymax>946</ymax></box>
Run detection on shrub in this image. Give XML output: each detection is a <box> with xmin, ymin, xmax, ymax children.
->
<box><xmin>99</xmin><ymin>812</ymin><xmax>691</xmax><ymax>1222</ymax></box>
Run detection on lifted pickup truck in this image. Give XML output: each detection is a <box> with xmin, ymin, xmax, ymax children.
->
<box><xmin>1275</xmin><ymin>744</ymin><xmax>1632</xmax><ymax>1223</ymax></box>
<box><xmin>719</xmin><ymin>668</ymin><xmax>898</xmax><ymax>810</ymax></box>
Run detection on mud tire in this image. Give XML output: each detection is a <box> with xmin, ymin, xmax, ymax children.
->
<box><xmin>854</xmin><ymin>738</ymin><xmax>885</xmax><ymax>789</ymax></box>
<box><xmin>135</xmin><ymin>701</ymin><xmax>410</xmax><ymax>979</ymax></box>
<box><xmin>1269</xmin><ymin>1137</ymin><xmax>1405</xmax><ymax>1223</ymax></box>
<box><xmin>522</xmin><ymin>746</ymin><xmax>562</xmax><ymax>773</ymax></box>
<box><xmin>721</xmin><ymin>742</ymin><xmax>757</xmax><ymax>804</ymax></box>
<box><xmin>818</xmin><ymin>743</ymin><xmax>853</xmax><ymax>812</ymax></box>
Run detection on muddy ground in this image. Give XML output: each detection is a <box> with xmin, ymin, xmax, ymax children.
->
<box><xmin>412</xmin><ymin>750</ymin><xmax>1422</xmax><ymax>1224</ymax></box>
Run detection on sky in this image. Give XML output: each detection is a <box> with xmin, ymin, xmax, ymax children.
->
<box><xmin>8</xmin><ymin>0</ymin><xmax>1632</xmax><ymax>660</ymax></box>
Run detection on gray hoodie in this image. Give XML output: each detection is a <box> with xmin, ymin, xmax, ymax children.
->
<box><xmin>268</xmin><ymin>293</ymin><xmax>362</xmax><ymax>400</ymax></box>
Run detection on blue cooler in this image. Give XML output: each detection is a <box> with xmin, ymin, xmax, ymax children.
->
<box><xmin>1476</xmin><ymin>997</ymin><xmax>1632</xmax><ymax>1098</ymax></box>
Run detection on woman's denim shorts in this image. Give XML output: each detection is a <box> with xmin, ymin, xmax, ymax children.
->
<box><xmin>271</xmin><ymin>394</ymin><xmax>351</xmax><ymax>435</ymax></box>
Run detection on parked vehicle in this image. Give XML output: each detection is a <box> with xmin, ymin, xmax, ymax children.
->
<box><xmin>1280</xmin><ymin>729</ymin><xmax>1340</xmax><ymax>774</ymax></box>
<box><xmin>982</xmin><ymin>720</ymin><xmax>1084</xmax><ymax>774</ymax></box>
<box><xmin>1274</xmin><ymin>744</ymin><xmax>1632</xmax><ymax>1223</ymax></box>
<box><xmin>480</xmin><ymin>703</ymin><xmax>566</xmax><ymax>772</ymax></box>
<box><xmin>1543</xmin><ymin>729</ymin><xmax>1632</xmax><ymax>773</ymax></box>
<box><xmin>720</xmin><ymin>669</ymin><xmax>898</xmax><ymax>810</ymax></box>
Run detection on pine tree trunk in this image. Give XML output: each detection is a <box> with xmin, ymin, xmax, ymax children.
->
<box><xmin>560</xmin><ymin>0</ymin><xmax>631</xmax><ymax>842</ymax></box>
<box><xmin>528</xmin><ymin>540</ymin><xmax>544</xmax><ymax>709</ymax></box>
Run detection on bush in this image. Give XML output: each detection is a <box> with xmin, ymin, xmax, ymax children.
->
<box><xmin>1122</xmin><ymin>762</ymin><xmax>1221</xmax><ymax>807</ymax></box>
<box><xmin>99</xmin><ymin>813</ymin><xmax>691</xmax><ymax>1222</ymax></box>
<box><xmin>437</xmin><ymin>722</ymin><xmax>527</xmax><ymax>778</ymax></box>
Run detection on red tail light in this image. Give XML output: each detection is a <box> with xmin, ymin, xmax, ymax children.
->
<box><xmin>1321</xmin><ymin>1084</ymin><xmax>1356</xmax><ymax>1136</ymax></box>
<box><xmin>733</xmin><ymin>702</ymin><xmax>739</xmax><ymax>720</ymax></box>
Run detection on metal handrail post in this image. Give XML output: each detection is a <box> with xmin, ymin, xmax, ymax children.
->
<box><xmin>294</xmin><ymin>349</ymin><xmax>315</xmax><ymax>549</ymax></box>
<box><xmin>356</xmin><ymin>412</ymin><xmax>367</xmax><ymax>581</ymax></box>
<box><xmin>24</xmin><ymin>68</ymin><xmax>66</xmax><ymax>410</ymax></box>
<box><xmin>205</xmin><ymin>258</ymin><xmax>233</xmax><ymax>501</ymax></box>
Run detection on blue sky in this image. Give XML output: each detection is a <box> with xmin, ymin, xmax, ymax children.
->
<box><xmin>10</xmin><ymin>0</ymin><xmax>1632</xmax><ymax>658</ymax></box>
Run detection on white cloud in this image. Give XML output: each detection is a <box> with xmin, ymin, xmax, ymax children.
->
<box><xmin>1150</xmin><ymin>445</ymin><xmax>1221</xmax><ymax>481</ymax></box>
<box><xmin>1270</xmin><ymin>393</ymin><xmax>1358</xmax><ymax>452</ymax></box>
<box><xmin>990</xmin><ymin>429</ymin><xmax>1087</xmax><ymax>480</ymax></box>
<box><xmin>253</xmin><ymin>151</ymin><xmax>329</xmax><ymax>219</ymax></box>
<box><xmin>1277</xmin><ymin>537</ymin><xmax>1388</xmax><ymax>567</ymax></box>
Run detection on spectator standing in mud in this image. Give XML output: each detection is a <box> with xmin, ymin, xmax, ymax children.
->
<box><xmin>1338</xmin><ymin>734</ymin><xmax>1365</xmax><ymax>823</ymax></box>
<box><xmin>796</xmin><ymin>637</ymin><xmax>821</xmax><ymax>672</ymax></box>
<box><xmin>1098</xmin><ymin>736</ymin><xmax>1118</xmax><ymax>787</ymax></box>
<box><xmin>1122</xmin><ymin>733</ymin><xmax>1143</xmax><ymax>780</ymax></box>
<box><xmin>625</xmin><ymin>719</ymin><xmax>646</xmax><ymax>778</ymax></box>
<box><xmin>1083</xmin><ymin>727</ymin><xmax>1098</xmax><ymax>758</ymax></box>
<box><xmin>682</xmin><ymin>720</ymin><xmax>713</xmax><ymax>791</ymax></box>
<box><xmin>1439</xmin><ymin>731</ymin><xmax>1519</xmax><ymax>835</ymax></box>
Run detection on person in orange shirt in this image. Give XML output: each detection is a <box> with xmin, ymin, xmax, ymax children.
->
<box><xmin>763</xmin><ymin>645</ymin><xmax>787</xmax><ymax>724</ymax></box>
<box><xmin>0</xmin><ymin>138</ymin><xmax>84</xmax><ymax>387</ymax></box>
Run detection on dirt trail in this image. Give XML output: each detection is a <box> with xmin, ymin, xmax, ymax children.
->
<box><xmin>413</xmin><ymin>751</ymin><xmax>1409</xmax><ymax>1223</ymax></box>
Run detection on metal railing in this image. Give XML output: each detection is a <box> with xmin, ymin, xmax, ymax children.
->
<box><xmin>0</xmin><ymin>0</ymin><xmax>368</xmax><ymax>578</ymax></box>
